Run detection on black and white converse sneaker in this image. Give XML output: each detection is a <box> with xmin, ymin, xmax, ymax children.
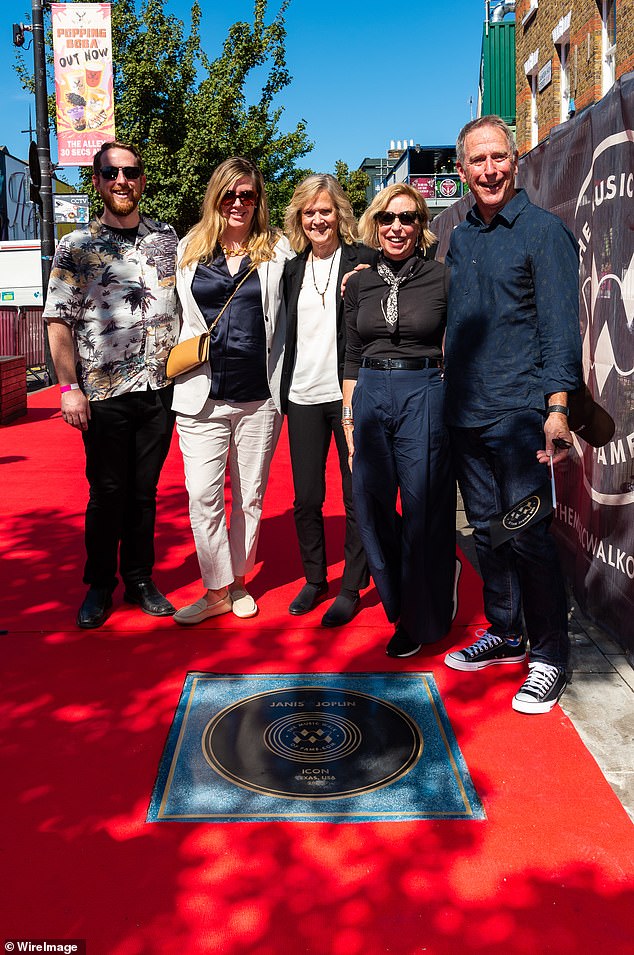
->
<box><xmin>512</xmin><ymin>662</ymin><xmax>567</xmax><ymax>714</ymax></box>
<box><xmin>445</xmin><ymin>628</ymin><xmax>526</xmax><ymax>671</ymax></box>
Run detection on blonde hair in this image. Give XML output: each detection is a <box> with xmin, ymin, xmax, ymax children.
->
<box><xmin>358</xmin><ymin>183</ymin><xmax>436</xmax><ymax>252</ymax></box>
<box><xmin>284</xmin><ymin>174</ymin><xmax>358</xmax><ymax>253</ymax></box>
<box><xmin>180</xmin><ymin>157</ymin><xmax>278</xmax><ymax>269</ymax></box>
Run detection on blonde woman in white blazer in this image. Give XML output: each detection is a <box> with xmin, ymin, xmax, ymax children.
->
<box><xmin>172</xmin><ymin>157</ymin><xmax>293</xmax><ymax>624</ymax></box>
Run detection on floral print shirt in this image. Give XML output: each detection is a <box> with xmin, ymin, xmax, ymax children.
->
<box><xmin>43</xmin><ymin>216</ymin><xmax>179</xmax><ymax>400</ymax></box>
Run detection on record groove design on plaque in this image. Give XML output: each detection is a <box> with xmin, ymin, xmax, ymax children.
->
<box><xmin>202</xmin><ymin>686</ymin><xmax>422</xmax><ymax>798</ymax></box>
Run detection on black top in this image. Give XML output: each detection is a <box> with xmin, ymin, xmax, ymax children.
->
<box><xmin>343</xmin><ymin>253</ymin><xmax>449</xmax><ymax>379</ymax></box>
<box><xmin>192</xmin><ymin>252</ymin><xmax>269</xmax><ymax>402</ymax></box>
<box><xmin>101</xmin><ymin>223</ymin><xmax>140</xmax><ymax>243</ymax></box>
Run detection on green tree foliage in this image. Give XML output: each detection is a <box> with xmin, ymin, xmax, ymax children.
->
<box><xmin>334</xmin><ymin>160</ymin><xmax>370</xmax><ymax>218</ymax></box>
<box><xmin>16</xmin><ymin>0</ymin><xmax>312</xmax><ymax>235</ymax></box>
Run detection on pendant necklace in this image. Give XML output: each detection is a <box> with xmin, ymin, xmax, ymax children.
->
<box><xmin>311</xmin><ymin>249</ymin><xmax>337</xmax><ymax>307</ymax></box>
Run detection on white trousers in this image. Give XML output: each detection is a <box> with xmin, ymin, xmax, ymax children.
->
<box><xmin>176</xmin><ymin>397</ymin><xmax>282</xmax><ymax>590</ymax></box>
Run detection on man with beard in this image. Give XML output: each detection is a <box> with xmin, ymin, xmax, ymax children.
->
<box><xmin>44</xmin><ymin>142</ymin><xmax>179</xmax><ymax>628</ymax></box>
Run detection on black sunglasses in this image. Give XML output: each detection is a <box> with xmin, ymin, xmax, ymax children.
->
<box><xmin>221</xmin><ymin>189</ymin><xmax>257</xmax><ymax>207</ymax></box>
<box><xmin>99</xmin><ymin>165</ymin><xmax>143</xmax><ymax>181</ymax></box>
<box><xmin>375</xmin><ymin>210</ymin><xmax>420</xmax><ymax>226</ymax></box>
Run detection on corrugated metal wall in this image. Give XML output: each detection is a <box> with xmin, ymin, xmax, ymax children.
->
<box><xmin>480</xmin><ymin>22</ymin><xmax>516</xmax><ymax>125</ymax></box>
<box><xmin>0</xmin><ymin>307</ymin><xmax>45</xmax><ymax>366</ymax></box>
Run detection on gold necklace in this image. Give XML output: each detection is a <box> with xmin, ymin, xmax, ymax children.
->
<box><xmin>222</xmin><ymin>244</ymin><xmax>248</xmax><ymax>257</ymax></box>
<box><xmin>310</xmin><ymin>248</ymin><xmax>338</xmax><ymax>307</ymax></box>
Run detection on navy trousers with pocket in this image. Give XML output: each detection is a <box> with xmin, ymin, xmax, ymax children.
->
<box><xmin>351</xmin><ymin>367</ymin><xmax>455</xmax><ymax>644</ymax></box>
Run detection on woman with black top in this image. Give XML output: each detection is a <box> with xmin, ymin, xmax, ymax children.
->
<box><xmin>280</xmin><ymin>175</ymin><xmax>372</xmax><ymax>627</ymax></box>
<box><xmin>342</xmin><ymin>183</ymin><xmax>456</xmax><ymax>658</ymax></box>
<box><xmin>172</xmin><ymin>157</ymin><xmax>293</xmax><ymax>625</ymax></box>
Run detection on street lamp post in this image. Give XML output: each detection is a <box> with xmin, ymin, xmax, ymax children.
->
<box><xmin>13</xmin><ymin>2</ymin><xmax>57</xmax><ymax>382</ymax></box>
<box><xmin>31</xmin><ymin>0</ymin><xmax>56</xmax><ymax>383</ymax></box>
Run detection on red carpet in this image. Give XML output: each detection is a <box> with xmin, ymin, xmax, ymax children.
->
<box><xmin>1</xmin><ymin>388</ymin><xmax>633</xmax><ymax>954</ymax></box>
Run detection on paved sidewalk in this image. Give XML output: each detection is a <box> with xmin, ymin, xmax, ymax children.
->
<box><xmin>564</xmin><ymin>603</ymin><xmax>634</xmax><ymax>821</ymax></box>
<box><xmin>456</xmin><ymin>495</ymin><xmax>634</xmax><ymax>822</ymax></box>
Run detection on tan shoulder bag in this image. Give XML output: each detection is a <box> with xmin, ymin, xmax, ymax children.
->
<box><xmin>167</xmin><ymin>263</ymin><xmax>257</xmax><ymax>379</ymax></box>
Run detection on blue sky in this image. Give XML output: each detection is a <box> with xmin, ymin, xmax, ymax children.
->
<box><xmin>1</xmin><ymin>0</ymin><xmax>488</xmax><ymax>177</ymax></box>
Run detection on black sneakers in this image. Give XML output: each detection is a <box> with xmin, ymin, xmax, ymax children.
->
<box><xmin>386</xmin><ymin>625</ymin><xmax>422</xmax><ymax>659</ymax></box>
<box><xmin>512</xmin><ymin>663</ymin><xmax>567</xmax><ymax>714</ymax></box>
<box><xmin>445</xmin><ymin>628</ymin><xmax>526</xmax><ymax>671</ymax></box>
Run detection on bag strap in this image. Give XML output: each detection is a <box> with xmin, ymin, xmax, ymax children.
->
<box><xmin>205</xmin><ymin>262</ymin><xmax>258</xmax><ymax>336</ymax></box>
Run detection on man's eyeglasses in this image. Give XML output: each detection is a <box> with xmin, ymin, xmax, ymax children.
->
<box><xmin>375</xmin><ymin>210</ymin><xmax>420</xmax><ymax>226</ymax></box>
<box><xmin>221</xmin><ymin>189</ymin><xmax>257</xmax><ymax>207</ymax></box>
<box><xmin>99</xmin><ymin>165</ymin><xmax>143</xmax><ymax>181</ymax></box>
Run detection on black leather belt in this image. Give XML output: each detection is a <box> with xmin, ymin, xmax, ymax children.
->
<box><xmin>361</xmin><ymin>357</ymin><xmax>442</xmax><ymax>370</ymax></box>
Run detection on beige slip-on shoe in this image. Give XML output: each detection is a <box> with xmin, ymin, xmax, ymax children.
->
<box><xmin>229</xmin><ymin>587</ymin><xmax>258</xmax><ymax>619</ymax></box>
<box><xmin>173</xmin><ymin>594</ymin><xmax>232</xmax><ymax>626</ymax></box>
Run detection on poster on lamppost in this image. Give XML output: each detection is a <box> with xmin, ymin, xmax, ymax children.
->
<box><xmin>51</xmin><ymin>3</ymin><xmax>115</xmax><ymax>166</ymax></box>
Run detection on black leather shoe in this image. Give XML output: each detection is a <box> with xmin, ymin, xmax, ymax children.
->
<box><xmin>386</xmin><ymin>625</ymin><xmax>422</xmax><ymax>659</ymax></box>
<box><xmin>124</xmin><ymin>580</ymin><xmax>175</xmax><ymax>616</ymax></box>
<box><xmin>321</xmin><ymin>593</ymin><xmax>360</xmax><ymax>628</ymax></box>
<box><xmin>289</xmin><ymin>581</ymin><xmax>328</xmax><ymax>616</ymax></box>
<box><xmin>77</xmin><ymin>586</ymin><xmax>112</xmax><ymax>629</ymax></box>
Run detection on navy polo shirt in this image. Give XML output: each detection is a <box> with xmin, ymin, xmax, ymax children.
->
<box><xmin>444</xmin><ymin>189</ymin><xmax>582</xmax><ymax>428</ymax></box>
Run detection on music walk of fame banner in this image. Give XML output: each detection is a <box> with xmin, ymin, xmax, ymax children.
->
<box><xmin>433</xmin><ymin>73</ymin><xmax>634</xmax><ymax>652</ymax></box>
<box><xmin>517</xmin><ymin>73</ymin><xmax>634</xmax><ymax>652</ymax></box>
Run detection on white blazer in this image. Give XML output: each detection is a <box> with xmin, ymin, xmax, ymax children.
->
<box><xmin>172</xmin><ymin>234</ymin><xmax>294</xmax><ymax>415</ymax></box>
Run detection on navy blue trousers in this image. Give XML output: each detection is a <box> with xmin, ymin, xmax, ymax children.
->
<box><xmin>449</xmin><ymin>410</ymin><xmax>569</xmax><ymax>667</ymax></box>
<box><xmin>351</xmin><ymin>368</ymin><xmax>455</xmax><ymax>644</ymax></box>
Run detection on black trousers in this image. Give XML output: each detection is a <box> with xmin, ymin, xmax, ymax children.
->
<box><xmin>82</xmin><ymin>386</ymin><xmax>175</xmax><ymax>591</ymax></box>
<box><xmin>287</xmin><ymin>400</ymin><xmax>369</xmax><ymax>593</ymax></box>
<box><xmin>351</xmin><ymin>368</ymin><xmax>455</xmax><ymax>644</ymax></box>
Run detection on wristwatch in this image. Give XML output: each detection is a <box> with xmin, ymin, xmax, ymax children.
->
<box><xmin>546</xmin><ymin>404</ymin><xmax>569</xmax><ymax>417</ymax></box>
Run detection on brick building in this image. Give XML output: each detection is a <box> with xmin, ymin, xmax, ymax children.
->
<box><xmin>515</xmin><ymin>0</ymin><xmax>634</xmax><ymax>154</ymax></box>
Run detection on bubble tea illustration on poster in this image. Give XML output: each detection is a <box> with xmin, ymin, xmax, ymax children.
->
<box><xmin>51</xmin><ymin>3</ymin><xmax>116</xmax><ymax>167</ymax></box>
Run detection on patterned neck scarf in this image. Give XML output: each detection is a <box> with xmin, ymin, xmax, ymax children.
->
<box><xmin>376</xmin><ymin>255</ymin><xmax>417</xmax><ymax>330</ymax></box>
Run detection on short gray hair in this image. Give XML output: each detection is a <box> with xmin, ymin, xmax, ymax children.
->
<box><xmin>456</xmin><ymin>115</ymin><xmax>516</xmax><ymax>165</ymax></box>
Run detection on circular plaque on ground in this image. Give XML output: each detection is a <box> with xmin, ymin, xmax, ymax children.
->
<box><xmin>201</xmin><ymin>685</ymin><xmax>423</xmax><ymax>799</ymax></box>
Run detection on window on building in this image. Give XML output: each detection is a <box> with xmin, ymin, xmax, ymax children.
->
<box><xmin>524</xmin><ymin>48</ymin><xmax>540</xmax><ymax>150</ymax></box>
<box><xmin>602</xmin><ymin>0</ymin><xmax>617</xmax><ymax>95</ymax></box>
<box><xmin>557</xmin><ymin>42</ymin><xmax>571</xmax><ymax>122</ymax></box>
<box><xmin>522</xmin><ymin>0</ymin><xmax>538</xmax><ymax>27</ymax></box>
<box><xmin>553</xmin><ymin>12</ymin><xmax>573</xmax><ymax>121</ymax></box>
<box><xmin>530</xmin><ymin>74</ymin><xmax>538</xmax><ymax>147</ymax></box>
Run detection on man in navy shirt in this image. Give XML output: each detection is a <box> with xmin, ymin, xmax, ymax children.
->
<box><xmin>443</xmin><ymin>115</ymin><xmax>582</xmax><ymax>714</ymax></box>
